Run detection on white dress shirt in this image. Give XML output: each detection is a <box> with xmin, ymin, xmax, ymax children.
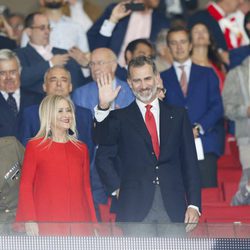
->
<box><xmin>1</xmin><ymin>89</ymin><xmax>20</xmax><ymax>111</ymax></box>
<box><xmin>173</xmin><ymin>58</ymin><xmax>192</xmax><ymax>84</ymax></box>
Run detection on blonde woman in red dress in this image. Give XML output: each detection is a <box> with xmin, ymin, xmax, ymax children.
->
<box><xmin>16</xmin><ymin>95</ymin><xmax>97</xmax><ymax>236</ymax></box>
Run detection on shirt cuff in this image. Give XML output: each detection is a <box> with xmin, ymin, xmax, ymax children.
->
<box><xmin>188</xmin><ymin>205</ymin><xmax>201</xmax><ymax>216</ymax></box>
<box><xmin>94</xmin><ymin>105</ymin><xmax>111</xmax><ymax>122</ymax></box>
<box><xmin>49</xmin><ymin>60</ymin><xmax>53</xmax><ymax>67</ymax></box>
<box><xmin>100</xmin><ymin>19</ymin><xmax>116</xmax><ymax>37</ymax></box>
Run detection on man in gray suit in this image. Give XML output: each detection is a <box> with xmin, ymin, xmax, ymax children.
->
<box><xmin>222</xmin><ymin>56</ymin><xmax>250</xmax><ymax>205</ymax></box>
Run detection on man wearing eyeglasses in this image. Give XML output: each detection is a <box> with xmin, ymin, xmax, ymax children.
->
<box><xmin>73</xmin><ymin>47</ymin><xmax>134</xmax><ymax>114</ymax></box>
<box><xmin>15</xmin><ymin>12</ymin><xmax>89</xmax><ymax>94</ymax></box>
<box><xmin>160</xmin><ymin>26</ymin><xmax>224</xmax><ymax>189</ymax></box>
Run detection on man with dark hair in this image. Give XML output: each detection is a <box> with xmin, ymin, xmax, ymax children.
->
<box><xmin>94</xmin><ymin>56</ymin><xmax>201</xmax><ymax>235</ymax></box>
<box><xmin>15</xmin><ymin>12</ymin><xmax>88</xmax><ymax>94</ymax></box>
<box><xmin>116</xmin><ymin>38</ymin><xmax>155</xmax><ymax>81</ymax></box>
<box><xmin>161</xmin><ymin>26</ymin><xmax>224</xmax><ymax>188</ymax></box>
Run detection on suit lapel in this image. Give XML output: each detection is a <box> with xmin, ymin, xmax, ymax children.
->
<box><xmin>187</xmin><ymin>64</ymin><xmax>201</xmax><ymax>99</ymax></box>
<box><xmin>169</xmin><ymin>66</ymin><xmax>184</xmax><ymax>99</ymax></box>
<box><xmin>126</xmin><ymin>102</ymin><xmax>153</xmax><ymax>152</ymax></box>
<box><xmin>159</xmin><ymin>101</ymin><xmax>173</xmax><ymax>159</ymax></box>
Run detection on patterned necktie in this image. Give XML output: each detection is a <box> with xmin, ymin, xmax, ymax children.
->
<box><xmin>179</xmin><ymin>65</ymin><xmax>188</xmax><ymax>97</ymax></box>
<box><xmin>7</xmin><ymin>93</ymin><xmax>18</xmax><ymax>116</ymax></box>
<box><xmin>145</xmin><ymin>104</ymin><xmax>160</xmax><ymax>159</ymax></box>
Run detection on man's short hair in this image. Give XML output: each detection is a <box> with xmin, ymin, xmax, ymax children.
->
<box><xmin>0</xmin><ymin>49</ymin><xmax>21</xmax><ymax>72</ymax></box>
<box><xmin>127</xmin><ymin>56</ymin><xmax>158</xmax><ymax>79</ymax></box>
<box><xmin>166</xmin><ymin>26</ymin><xmax>191</xmax><ymax>46</ymax></box>
<box><xmin>125</xmin><ymin>38</ymin><xmax>155</xmax><ymax>62</ymax></box>
<box><xmin>43</xmin><ymin>65</ymin><xmax>72</xmax><ymax>83</ymax></box>
<box><xmin>24</xmin><ymin>12</ymin><xmax>42</xmax><ymax>28</ymax></box>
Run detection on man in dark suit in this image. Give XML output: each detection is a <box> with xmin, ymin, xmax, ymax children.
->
<box><xmin>15</xmin><ymin>12</ymin><xmax>88</xmax><ymax>94</ymax></box>
<box><xmin>94</xmin><ymin>56</ymin><xmax>201</xmax><ymax>235</ymax></box>
<box><xmin>0</xmin><ymin>49</ymin><xmax>43</xmax><ymax>138</ymax></box>
<box><xmin>161</xmin><ymin>26</ymin><xmax>224</xmax><ymax>188</ymax></box>
<box><xmin>18</xmin><ymin>65</ymin><xmax>94</xmax><ymax>160</ymax></box>
<box><xmin>87</xmin><ymin>0</ymin><xmax>169</xmax><ymax>67</ymax></box>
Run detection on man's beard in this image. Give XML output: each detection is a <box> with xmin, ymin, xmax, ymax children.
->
<box><xmin>132</xmin><ymin>84</ymin><xmax>157</xmax><ymax>103</ymax></box>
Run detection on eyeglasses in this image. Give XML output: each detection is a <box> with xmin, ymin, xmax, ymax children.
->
<box><xmin>30</xmin><ymin>25</ymin><xmax>51</xmax><ymax>31</ymax></box>
<box><xmin>88</xmin><ymin>60</ymin><xmax>115</xmax><ymax>68</ymax></box>
<box><xmin>157</xmin><ymin>87</ymin><xmax>167</xmax><ymax>95</ymax></box>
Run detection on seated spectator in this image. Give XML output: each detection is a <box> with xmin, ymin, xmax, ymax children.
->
<box><xmin>190</xmin><ymin>22</ymin><xmax>226</xmax><ymax>92</ymax></box>
<box><xmin>116</xmin><ymin>38</ymin><xmax>155</xmax><ymax>81</ymax></box>
<box><xmin>18</xmin><ymin>65</ymin><xmax>94</xmax><ymax>162</ymax></box>
<box><xmin>87</xmin><ymin>0</ymin><xmax>169</xmax><ymax>67</ymax></box>
<box><xmin>222</xmin><ymin>55</ymin><xmax>250</xmax><ymax>206</ymax></box>
<box><xmin>15</xmin><ymin>12</ymin><xmax>88</xmax><ymax>94</ymax></box>
<box><xmin>0</xmin><ymin>136</ymin><xmax>24</xmax><ymax>234</ymax></box>
<box><xmin>0</xmin><ymin>49</ymin><xmax>43</xmax><ymax>137</ymax></box>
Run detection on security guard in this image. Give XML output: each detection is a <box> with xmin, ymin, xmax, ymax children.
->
<box><xmin>0</xmin><ymin>136</ymin><xmax>24</xmax><ymax>234</ymax></box>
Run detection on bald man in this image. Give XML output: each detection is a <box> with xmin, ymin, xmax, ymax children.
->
<box><xmin>72</xmin><ymin>48</ymin><xmax>134</xmax><ymax>114</ymax></box>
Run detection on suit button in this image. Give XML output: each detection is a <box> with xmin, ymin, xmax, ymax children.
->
<box><xmin>5</xmin><ymin>209</ymin><xmax>10</xmax><ymax>213</ymax></box>
<box><xmin>152</xmin><ymin>152</ymin><xmax>155</xmax><ymax>155</ymax></box>
<box><xmin>153</xmin><ymin>181</ymin><xmax>155</xmax><ymax>184</ymax></box>
<box><xmin>156</xmin><ymin>177</ymin><xmax>159</xmax><ymax>180</ymax></box>
<box><xmin>156</xmin><ymin>181</ymin><xmax>160</xmax><ymax>185</ymax></box>
<box><xmin>155</xmin><ymin>166</ymin><xmax>159</xmax><ymax>169</ymax></box>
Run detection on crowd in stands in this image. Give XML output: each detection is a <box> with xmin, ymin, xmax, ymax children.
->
<box><xmin>0</xmin><ymin>0</ymin><xmax>250</xmax><ymax>236</ymax></box>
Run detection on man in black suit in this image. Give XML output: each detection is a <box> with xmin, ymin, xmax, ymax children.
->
<box><xmin>0</xmin><ymin>49</ymin><xmax>42</xmax><ymax>137</ymax></box>
<box><xmin>94</xmin><ymin>56</ymin><xmax>201</xmax><ymax>235</ymax></box>
<box><xmin>15</xmin><ymin>12</ymin><xmax>88</xmax><ymax>94</ymax></box>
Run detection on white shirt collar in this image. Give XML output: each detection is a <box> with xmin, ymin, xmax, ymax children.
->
<box><xmin>173</xmin><ymin>58</ymin><xmax>192</xmax><ymax>68</ymax></box>
<box><xmin>136</xmin><ymin>97</ymin><xmax>159</xmax><ymax>113</ymax></box>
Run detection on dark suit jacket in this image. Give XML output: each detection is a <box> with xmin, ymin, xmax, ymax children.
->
<box><xmin>161</xmin><ymin>64</ymin><xmax>224</xmax><ymax>157</ymax></box>
<box><xmin>15</xmin><ymin>44</ymin><xmax>88</xmax><ymax>94</ymax></box>
<box><xmin>87</xmin><ymin>3</ymin><xmax>169</xmax><ymax>55</ymax></box>
<box><xmin>95</xmin><ymin>101</ymin><xmax>201</xmax><ymax>222</ymax></box>
<box><xmin>188</xmin><ymin>9</ymin><xmax>228</xmax><ymax>51</ymax></box>
<box><xmin>0</xmin><ymin>89</ymin><xmax>43</xmax><ymax>138</ymax></box>
<box><xmin>0</xmin><ymin>36</ymin><xmax>17</xmax><ymax>50</ymax></box>
<box><xmin>229</xmin><ymin>45</ymin><xmax>250</xmax><ymax>70</ymax></box>
<box><xmin>18</xmin><ymin>103</ymin><xmax>94</xmax><ymax>161</ymax></box>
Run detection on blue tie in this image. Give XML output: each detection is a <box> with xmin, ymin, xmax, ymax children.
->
<box><xmin>7</xmin><ymin>93</ymin><xmax>18</xmax><ymax>116</ymax></box>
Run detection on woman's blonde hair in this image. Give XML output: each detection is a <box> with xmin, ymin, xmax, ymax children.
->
<box><xmin>34</xmin><ymin>95</ymin><xmax>78</xmax><ymax>144</ymax></box>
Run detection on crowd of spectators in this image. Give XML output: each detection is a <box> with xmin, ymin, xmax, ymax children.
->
<box><xmin>1</xmin><ymin>0</ymin><xmax>250</xmax><ymax>236</ymax></box>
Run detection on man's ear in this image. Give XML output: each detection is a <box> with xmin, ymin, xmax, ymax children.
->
<box><xmin>125</xmin><ymin>51</ymin><xmax>132</xmax><ymax>65</ymax></box>
<box><xmin>42</xmin><ymin>83</ymin><xmax>47</xmax><ymax>93</ymax></box>
<box><xmin>127</xmin><ymin>78</ymin><xmax>132</xmax><ymax>88</ymax></box>
<box><xmin>69</xmin><ymin>83</ymin><xmax>73</xmax><ymax>93</ymax></box>
<box><xmin>26</xmin><ymin>28</ymin><xmax>32</xmax><ymax>38</ymax></box>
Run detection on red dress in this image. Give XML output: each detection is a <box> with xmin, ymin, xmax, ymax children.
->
<box><xmin>15</xmin><ymin>138</ymin><xmax>97</xmax><ymax>235</ymax></box>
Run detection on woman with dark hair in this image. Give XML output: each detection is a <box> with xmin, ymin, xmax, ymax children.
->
<box><xmin>190</xmin><ymin>22</ymin><xmax>226</xmax><ymax>92</ymax></box>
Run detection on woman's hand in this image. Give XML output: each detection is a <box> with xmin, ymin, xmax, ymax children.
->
<box><xmin>25</xmin><ymin>222</ymin><xmax>39</xmax><ymax>236</ymax></box>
